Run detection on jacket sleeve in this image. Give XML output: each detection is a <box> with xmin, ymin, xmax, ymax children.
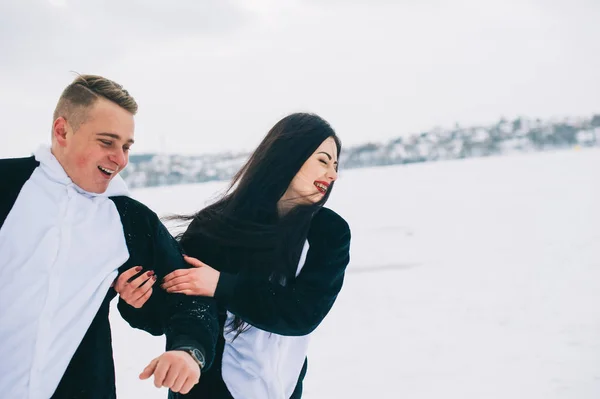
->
<box><xmin>213</xmin><ymin>210</ymin><xmax>351</xmax><ymax>336</ymax></box>
<box><xmin>116</xmin><ymin>287</ymin><xmax>164</xmax><ymax>336</ymax></box>
<box><xmin>117</xmin><ymin>216</ymin><xmax>220</xmax><ymax>370</ymax></box>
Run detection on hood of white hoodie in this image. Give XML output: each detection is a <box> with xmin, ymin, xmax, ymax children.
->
<box><xmin>34</xmin><ymin>145</ymin><xmax>130</xmax><ymax>198</ymax></box>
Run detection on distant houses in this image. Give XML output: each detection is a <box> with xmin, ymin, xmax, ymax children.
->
<box><xmin>121</xmin><ymin>115</ymin><xmax>600</xmax><ymax>188</ymax></box>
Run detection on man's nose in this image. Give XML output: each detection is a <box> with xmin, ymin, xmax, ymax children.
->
<box><xmin>110</xmin><ymin>149</ymin><xmax>127</xmax><ymax>170</ymax></box>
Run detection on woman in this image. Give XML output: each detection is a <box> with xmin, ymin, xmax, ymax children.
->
<box><xmin>129</xmin><ymin>113</ymin><xmax>350</xmax><ymax>398</ymax></box>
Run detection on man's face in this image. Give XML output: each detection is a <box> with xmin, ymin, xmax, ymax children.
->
<box><xmin>53</xmin><ymin>98</ymin><xmax>135</xmax><ymax>193</ymax></box>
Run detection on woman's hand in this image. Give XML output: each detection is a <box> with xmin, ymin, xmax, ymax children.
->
<box><xmin>114</xmin><ymin>266</ymin><xmax>156</xmax><ymax>308</ymax></box>
<box><xmin>162</xmin><ymin>256</ymin><xmax>220</xmax><ymax>297</ymax></box>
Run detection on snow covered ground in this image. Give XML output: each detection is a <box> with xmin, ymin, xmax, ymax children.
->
<box><xmin>111</xmin><ymin>148</ymin><xmax>600</xmax><ymax>399</ymax></box>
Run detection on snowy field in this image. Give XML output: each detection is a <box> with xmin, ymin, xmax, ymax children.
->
<box><xmin>111</xmin><ymin>148</ymin><xmax>599</xmax><ymax>399</ymax></box>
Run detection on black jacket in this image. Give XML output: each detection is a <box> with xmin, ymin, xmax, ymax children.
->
<box><xmin>0</xmin><ymin>156</ymin><xmax>220</xmax><ymax>399</ymax></box>
<box><xmin>171</xmin><ymin>206</ymin><xmax>351</xmax><ymax>399</ymax></box>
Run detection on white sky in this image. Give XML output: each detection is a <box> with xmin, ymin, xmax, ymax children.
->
<box><xmin>1</xmin><ymin>0</ymin><xmax>599</xmax><ymax>158</ymax></box>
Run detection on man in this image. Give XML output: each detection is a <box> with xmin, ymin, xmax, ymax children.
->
<box><xmin>0</xmin><ymin>74</ymin><xmax>219</xmax><ymax>398</ymax></box>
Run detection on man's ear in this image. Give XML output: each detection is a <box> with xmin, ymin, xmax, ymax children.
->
<box><xmin>52</xmin><ymin>117</ymin><xmax>69</xmax><ymax>147</ymax></box>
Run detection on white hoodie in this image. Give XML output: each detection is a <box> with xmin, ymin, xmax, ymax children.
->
<box><xmin>0</xmin><ymin>146</ymin><xmax>130</xmax><ymax>399</ymax></box>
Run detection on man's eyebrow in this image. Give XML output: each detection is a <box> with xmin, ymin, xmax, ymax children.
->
<box><xmin>96</xmin><ymin>132</ymin><xmax>135</xmax><ymax>144</ymax></box>
<box><xmin>317</xmin><ymin>151</ymin><xmax>338</xmax><ymax>164</ymax></box>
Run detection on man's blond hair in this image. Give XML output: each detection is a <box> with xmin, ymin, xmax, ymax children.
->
<box><xmin>53</xmin><ymin>74</ymin><xmax>138</xmax><ymax>132</ymax></box>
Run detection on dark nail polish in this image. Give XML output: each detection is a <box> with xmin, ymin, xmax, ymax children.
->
<box><xmin>135</xmin><ymin>266</ymin><xmax>143</xmax><ymax>272</ymax></box>
<box><xmin>147</xmin><ymin>271</ymin><xmax>154</xmax><ymax>277</ymax></box>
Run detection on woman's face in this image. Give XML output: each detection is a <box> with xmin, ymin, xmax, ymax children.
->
<box><xmin>280</xmin><ymin>137</ymin><xmax>339</xmax><ymax>207</ymax></box>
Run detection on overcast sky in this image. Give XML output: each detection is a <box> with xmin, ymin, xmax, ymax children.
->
<box><xmin>1</xmin><ymin>0</ymin><xmax>599</xmax><ymax>158</ymax></box>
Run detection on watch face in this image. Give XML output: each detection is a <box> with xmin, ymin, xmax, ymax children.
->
<box><xmin>191</xmin><ymin>349</ymin><xmax>205</xmax><ymax>366</ymax></box>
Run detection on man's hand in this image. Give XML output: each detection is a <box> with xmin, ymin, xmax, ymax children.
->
<box><xmin>139</xmin><ymin>350</ymin><xmax>201</xmax><ymax>394</ymax></box>
<box><xmin>114</xmin><ymin>266</ymin><xmax>156</xmax><ymax>308</ymax></box>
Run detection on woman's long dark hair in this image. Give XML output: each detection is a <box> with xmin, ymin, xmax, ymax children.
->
<box><xmin>175</xmin><ymin>113</ymin><xmax>341</xmax><ymax>337</ymax></box>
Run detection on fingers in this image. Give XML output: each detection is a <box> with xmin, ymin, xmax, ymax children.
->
<box><xmin>130</xmin><ymin>279</ymin><xmax>156</xmax><ymax>308</ymax></box>
<box><xmin>161</xmin><ymin>362</ymin><xmax>180</xmax><ymax>389</ymax></box>
<box><xmin>170</xmin><ymin>373</ymin><xmax>187</xmax><ymax>394</ymax></box>
<box><xmin>139</xmin><ymin>357</ymin><xmax>159</xmax><ymax>380</ymax></box>
<box><xmin>180</xmin><ymin>376</ymin><xmax>197</xmax><ymax>395</ymax></box>
<box><xmin>162</xmin><ymin>276</ymin><xmax>193</xmax><ymax>290</ymax></box>
<box><xmin>165</xmin><ymin>367</ymin><xmax>198</xmax><ymax>394</ymax></box>
<box><xmin>119</xmin><ymin>269</ymin><xmax>157</xmax><ymax>308</ymax></box>
<box><xmin>153</xmin><ymin>359</ymin><xmax>171</xmax><ymax>388</ymax></box>
<box><xmin>183</xmin><ymin>255</ymin><xmax>207</xmax><ymax>268</ymax></box>
<box><xmin>167</xmin><ymin>289</ymin><xmax>194</xmax><ymax>296</ymax></box>
<box><xmin>164</xmin><ymin>283</ymin><xmax>193</xmax><ymax>293</ymax></box>
<box><xmin>134</xmin><ymin>275</ymin><xmax>157</xmax><ymax>300</ymax></box>
<box><xmin>114</xmin><ymin>266</ymin><xmax>143</xmax><ymax>292</ymax></box>
<box><xmin>163</xmin><ymin>269</ymin><xmax>191</xmax><ymax>283</ymax></box>
<box><xmin>130</xmin><ymin>270</ymin><xmax>155</xmax><ymax>290</ymax></box>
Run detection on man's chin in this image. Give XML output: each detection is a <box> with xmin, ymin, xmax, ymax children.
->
<box><xmin>78</xmin><ymin>181</ymin><xmax>110</xmax><ymax>194</ymax></box>
<box><xmin>92</xmin><ymin>187</ymin><xmax>109</xmax><ymax>194</ymax></box>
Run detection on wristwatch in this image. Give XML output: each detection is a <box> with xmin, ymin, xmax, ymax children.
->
<box><xmin>177</xmin><ymin>347</ymin><xmax>206</xmax><ymax>370</ymax></box>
